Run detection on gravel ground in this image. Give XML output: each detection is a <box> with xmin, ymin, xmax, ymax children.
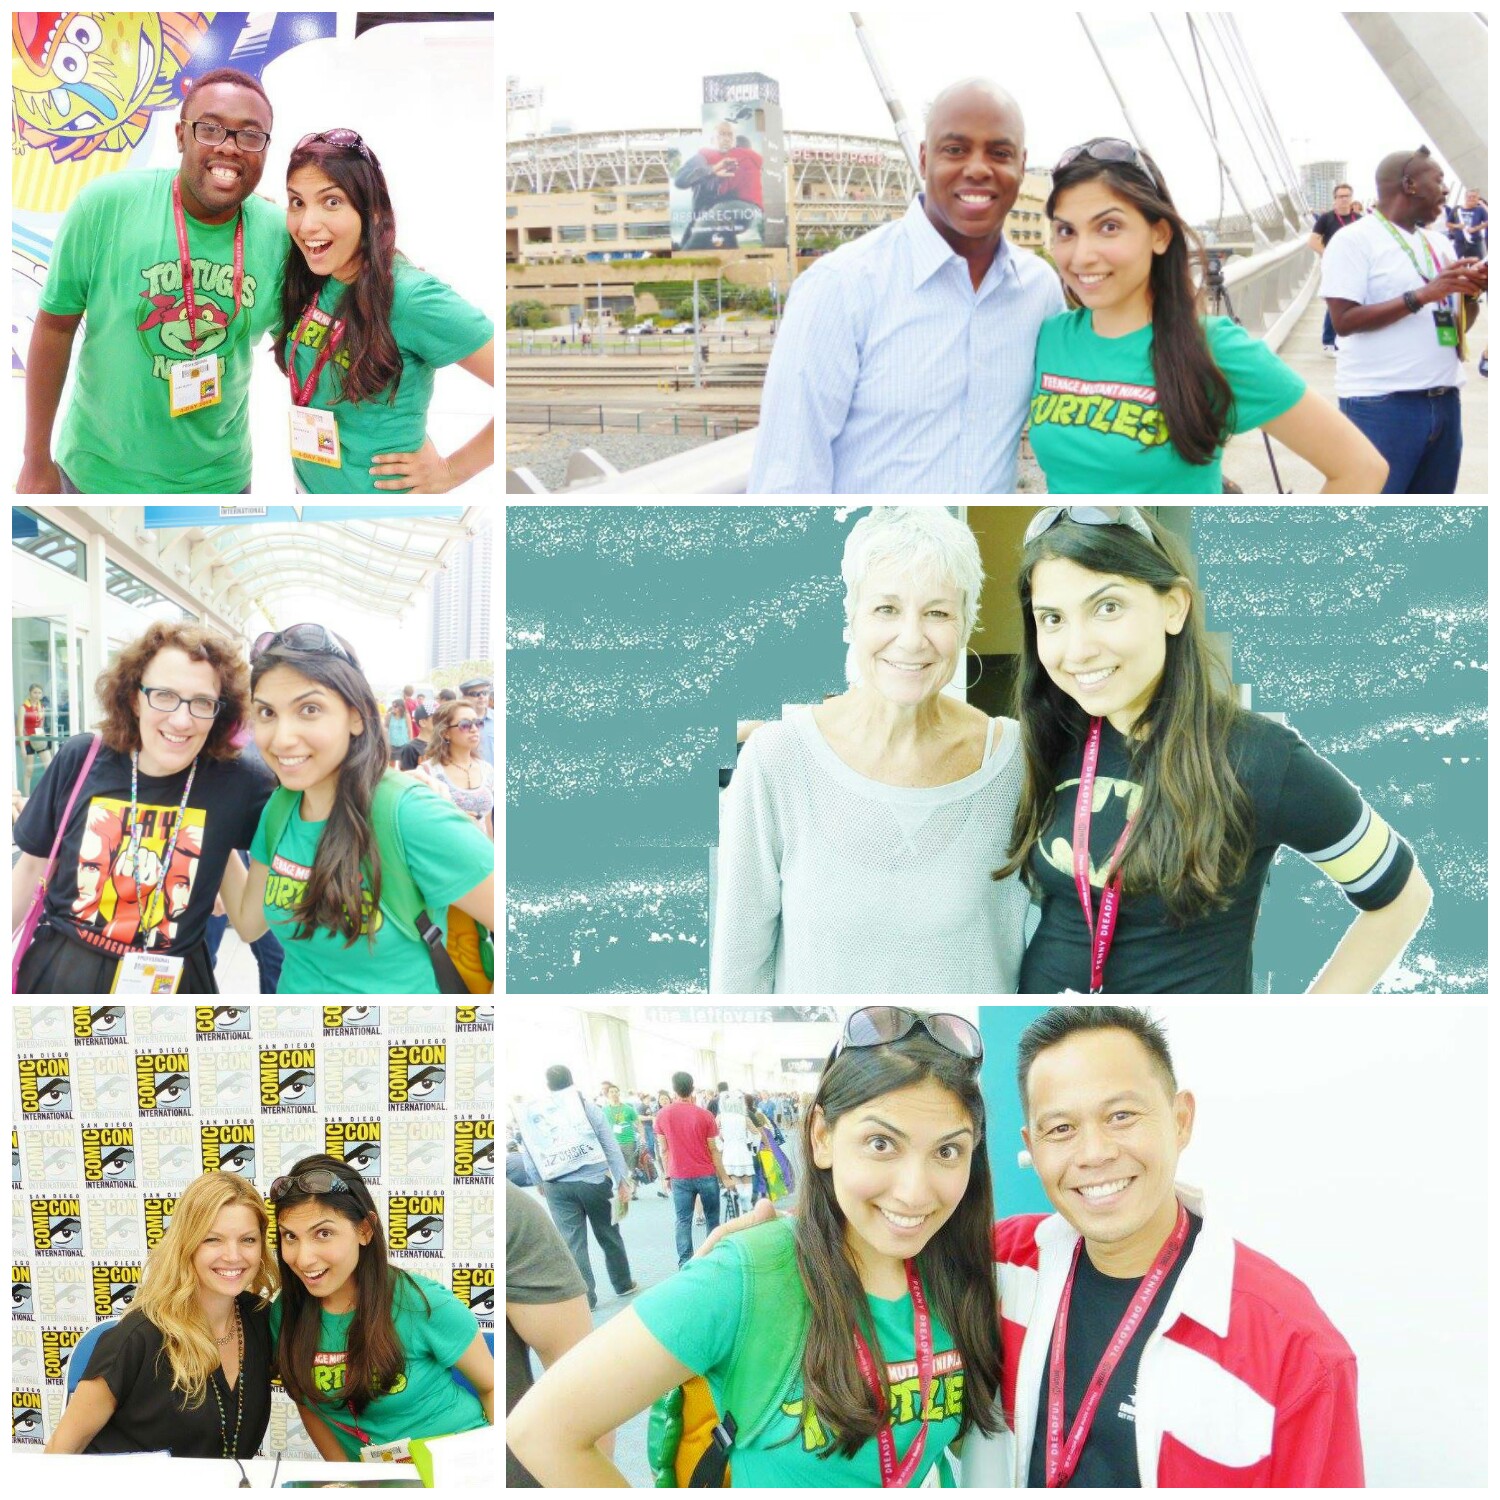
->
<box><xmin>506</xmin><ymin>430</ymin><xmax>718</xmax><ymax>492</ymax></box>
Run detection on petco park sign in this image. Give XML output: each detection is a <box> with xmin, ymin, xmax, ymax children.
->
<box><xmin>792</xmin><ymin>146</ymin><xmax>886</xmax><ymax>166</ymax></box>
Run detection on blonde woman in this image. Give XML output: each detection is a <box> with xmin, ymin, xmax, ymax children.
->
<box><xmin>44</xmin><ymin>1172</ymin><xmax>277</xmax><ymax>1456</ymax></box>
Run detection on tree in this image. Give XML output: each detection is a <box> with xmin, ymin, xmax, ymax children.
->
<box><xmin>507</xmin><ymin>300</ymin><xmax>553</xmax><ymax>329</ymax></box>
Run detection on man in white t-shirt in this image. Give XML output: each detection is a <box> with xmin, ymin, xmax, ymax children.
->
<box><xmin>1321</xmin><ymin>145</ymin><xmax>1486</xmax><ymax>492</ymax></box>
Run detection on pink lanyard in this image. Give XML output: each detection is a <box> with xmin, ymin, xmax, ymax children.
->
<box><xmin>287</xmin><ymin>304</ymin><xmax>347</xmax><ymax>406</ymax></box>
<box><xmin>1073</xmin><ymin>717</ymin><xmax>1133</xmax><ymax>993</ymax></box>
<box><xmin>1044</xmin><ymin>1204</ymin><xmax>1190</xmax><ymax>1487</ymax></box>
<box><xmin>171</xmin><ymin>176</ymin><xmax>243</xmax><ymax>352</ymax></box>
<box><xmin>850</xmin><ymin>1259</ymin><xmax>936</xmax><ymax>1487</ymax></box>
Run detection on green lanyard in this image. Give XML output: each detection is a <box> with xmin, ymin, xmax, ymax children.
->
<box><xmin>1370</xmin><ymin>209</ymin><xmax>1438</xmax><ymax>284</ymax></box>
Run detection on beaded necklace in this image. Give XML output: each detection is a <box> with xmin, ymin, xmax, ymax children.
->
<box><xmin>209</xmin><ymin>1299</ymin><xmax>245</xmax><ymax>1459</ymax></box>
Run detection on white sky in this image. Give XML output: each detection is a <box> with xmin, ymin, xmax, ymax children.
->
<box><xmin>506</xmin><ymin>10</ymin><xmax>1478</xmax><ymax>221</ymax></box>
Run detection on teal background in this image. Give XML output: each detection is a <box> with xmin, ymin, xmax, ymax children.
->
<box><xmin>979</xmin><ymin>1005</ymin><xmax>1051</xmax><ymax>1216</ymax></box>
<box><xmin>507</xmin><ymin>505</ymin><xmax>1487</xmax><ymax>994</ymax></box>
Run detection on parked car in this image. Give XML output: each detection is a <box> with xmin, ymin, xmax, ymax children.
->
<box><xmin>669</xmin><ymin>321</ymin><xmax>698</xmax><ymax>333</ymax></box>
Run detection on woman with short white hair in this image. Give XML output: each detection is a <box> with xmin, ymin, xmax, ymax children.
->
<box><xmin>710</xmin><ymin>506</ymin><xmax>1029</xmax><ymax>993</ymax></box>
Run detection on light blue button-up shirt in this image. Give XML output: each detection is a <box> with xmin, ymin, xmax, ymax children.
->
<box><xmin>748</xmin><ymin>196</ymin><xmax>1066</xmax><ymax>494</ymax></box>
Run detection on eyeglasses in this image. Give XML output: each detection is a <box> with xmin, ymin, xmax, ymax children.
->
<box><xmin>140</xmin><ymin>686</ymin><xmax>224</xmax><ymax>719</ymax></box>
<box><xmin>1024</xmin><ymin>505</ymin><xmax>1161</xmax><ymax>551</ymax></box>
<box><xmin>296</xmin><ymin>128</ymin><xmax>376</xmax><ymax>163</ymax></box>
<box><xmin>188</xmin><ymin>119</ymin><xmax>270</xmax><ymax>153</ymax></box>
<box><xmin>451</xmin><ymin>721</ymin><xmax>480</xmax><ymax>731</ymax></box>
<box><xmin>251</xmin><ymin>624</ymin><xmax>357</xmax><ymax>666</ymax></box>
<box><xmin>268</xmin><ymin>1169</ymin><xmax>355</xmax><ymax>1204</ymax></box>
<box><xmin>1055</xmin><ymin>137</ymin><xmax>1158</xmax><ymax>193</ymax></box>
<box><xmin>831</xmin><ymin>1007</ymin><xmax>984</xmax><ymax>1066</ymax></box>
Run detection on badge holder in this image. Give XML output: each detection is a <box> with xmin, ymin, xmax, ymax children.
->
<box><xmin>170</xmin><ymin>356</ymin><xmax>223</xmax><ymax>417</ymax></box>
<box><xmin>290</xmin><ymin>407</ymin><xmax>343</xmax><ymax>467</ymax></box>
<box><xmin>111</xmin><ymin>950</ymin><xmax>185</xmax><ymax>995</ymax></box>
<box><xmin>1432</xmin><ymin>306</ymin><xmax>1459</xmax><ymax>347</ymax></box>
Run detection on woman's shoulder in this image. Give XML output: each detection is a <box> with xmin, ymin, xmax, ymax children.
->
<box><xmin>1039</xmin><ymin>306</ymin><xmax>1089</xmax><ymax>336</ymax></box>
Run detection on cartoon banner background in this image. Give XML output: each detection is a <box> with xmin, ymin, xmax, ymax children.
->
<box><xmin>11</xmin><ymin>1002</ymin><xmax>494</xmax><ymax>1455</ymax></box>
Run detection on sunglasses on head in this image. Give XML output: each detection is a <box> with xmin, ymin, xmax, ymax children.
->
<box><xmin>268</xmin><ymin>1168</ymin><xmax>356</xmax><ymax>1204</ymax></box>
<box><xmin>1024</xmin><ymin>505</ymin><xmax>1162</xmax><ymax>552</ymax></box>
<box><xmin>251</xmin><ymin>623</ymin><xmax>357</xmax><ymax>666</ymax></box>
<box><xmin>1055</xmin><ymin>137</ymin><xmax>1158</xmax><ymax>193</ymax></box>
<box><xmin>830</xmin><ymin>1006</ymin><xmax>983</xmax><ymax>1066</ymax></box>
<box><xmin>296</xmin><ymin>128</ymin><xmax>376</xmax><ymax>164</ymax></box>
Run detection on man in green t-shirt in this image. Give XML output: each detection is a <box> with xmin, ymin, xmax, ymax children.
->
<box><xmin>601</xmin><ymin>1084</ymin><xmax>639</xmax><ymax>1162</ymax></box>
<box><xmin>18</xmin><ymin>66</ymin><xmax>288</xmax><ymax>494</ymax></box>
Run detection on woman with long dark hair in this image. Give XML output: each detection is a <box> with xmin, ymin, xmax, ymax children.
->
<box><xmin>508</xmin><ymin>1008</ymin><xmax>1004</xmax><ymax>1486</ymax></box>
<box><xmin>1029</xmin><ymin>139</ymin><xmax>1388</xmax><ymax>493</ymax></box>
<box><xmin>996</xmin><ymin>506</ymin><xmax>1432</xmax><ymax>992</ymax></box>
<box><xmin>269</xmin><ymin>1155</ymin><xmax>492</xmax><ymax>1460</ymax></box>
<box><xmin>274</xmin><ymin>131</ymin><xmax>493</xmax><ymax>494</ymax></box>
<box><xmin>216</xmin><ymin>624</ymin><xmax>493</xmax><ymax>993</ymax></box>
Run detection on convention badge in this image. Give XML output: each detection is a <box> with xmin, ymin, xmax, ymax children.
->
<box><xmin>1432</xmin><ymin>305</ymin><xmax>1459</xmax><ymax>347</ymax></box>
<box><xmin>289</xmin><ymin>407</ymin><xmax>343</xmax><ymax>467</ymax></box>
<box><xmin>169</xmin><ymin>355</ymin><xmax>222</xmax><ymax>417</ymax></box>
<box><xmin>359</xmin><ymin>1436</ymin><xmax>414</xmax><ymax>1463</ymax></box>
<box><xmin>110</xmin><ymin>952</ymin><xmax>185</xmax><ymax>996</ymax></box>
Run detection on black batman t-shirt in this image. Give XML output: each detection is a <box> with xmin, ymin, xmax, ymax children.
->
<box><xmin>14</xmin><ymin>733</ymin><xmax>273</xmax><ymax>957</ymax></box>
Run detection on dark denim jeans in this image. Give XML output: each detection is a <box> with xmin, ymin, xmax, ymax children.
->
<box><xmin>671</xmin><ymin>1175</ymin><xmax>721</xmax><ymax>1267</ymax></box>
<box><xmin>1339</xmin><ymin>387</ymin><xmax>1463</xmax><ymax>493</ymax></box>
<box><xmin>542</xmin><ymin>1176</ymin><xmax>634</xmax><ymax>1306</ymax></box>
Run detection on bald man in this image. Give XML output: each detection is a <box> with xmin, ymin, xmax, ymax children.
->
<box><xmin>748</xmin><ymin>78</ymin><xmax>1065</xmax><ymax>493</ymax></box>
<box><xmin>1320</xmin><ymin>147</ymin><xmax>1485</xmax><ymax>492</ymax></box>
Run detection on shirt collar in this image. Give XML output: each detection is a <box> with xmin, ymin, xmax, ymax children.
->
<box><xmin>904</xmin><ymin>193</ymin><xmax>1012</xmax><ymax>292</ymax></box>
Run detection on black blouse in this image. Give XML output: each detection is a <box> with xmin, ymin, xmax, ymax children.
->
<box><xmin>82</xmin><ymin>1295</ymin><xmax>272</xmax><ymax>1457</ymax></box>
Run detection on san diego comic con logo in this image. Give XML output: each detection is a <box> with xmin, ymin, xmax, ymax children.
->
<box><xmin>42</xmin><ymin>1327</ymin><xmax>85</xmax><ymax>1384</ymax></box>
<box><xmin>92</xmin><ymin>1263</ymin><xmax>143</xmax><ymax>1319</ymax></box>
<box><xmin>451</xmin><ymin>1265</ymin><xmax>494</xmax><ymax>1323</ymax></box>
<box><xmin>195</xmin><ymin>1005</ymin><xmax>252</xmax><ymax>1038</ymax></box>
<box><xmin>13</xmin><ymin>1265</ymin><xmax>34</xmax><ymax>1321</ymax></box>
<box><xmin>326</xmin><ymin>1119</ymin><xmax>381</xmax><ymax>1183</ymax></box>
<box><xmin>144</xmin><ymin>1195</ymin><xmax>179</xmax><ymax>1250</ymax></box>
<box><xmin>82</xmin><ymin>1125</ymin><xmax>136</xmax><ymax>1188</ymax></box>
<box><xmin>31</xmin><ymin>1197</ymin><xmax>83</xmax><ymax>1256</ymax></box>
<box><xmin>200</xmin><ymin>1122</ymin><xmax>255</xmax><ymax>1176</ymax></box>
<box><xmin>455</xmin><ymin>1004</ymin><xmax>493</xmax><ymax>1033</ymax></box>
<box><xmin>135</xmin><ymin>1049</ymin><xmax>192</xmax><ymax>1115</ymax></box>
<box><xmin>18</xmin><ymin>1054</ymin><xmax>73</xmax><ymax>1119</ymax></box>
<box><xmin>453</xmin><ymin>1118</ymin><xmax>494</xmax><ymax>1182</ymax></box>
<box><xmin>14</xmin><ymin>1391</ymin><xmax>44</xmax><ymax>1444</ymax></box>
<box><xmin>72</xmin><ymin>1005</ymin><xmax>128</xmax><ymax>1044</ymax></box>
<box><xmin>387</xmin><ymin>1195</ymin><xmax>444</xmax><ymax>1256</ymax></box>
<box><xmin>260</xmin><ymin>1046</ymin><xmax>317</xmax><ymax>1113</ymax></box>
<box><xmin>323</xmin><ymin>1005</ymin><xmax>380</xmax><ymax>1034</ymax></box>
<box><xmin>388</xmin><ymin>1042</ymin><xmax>446</xmax><ymax>1111</ymax></box>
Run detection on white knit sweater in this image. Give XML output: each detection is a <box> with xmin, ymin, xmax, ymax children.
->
<box><xmin>709</xmin><ymin>705</ymin><xmax>1031</xmax><ymax>994</ymax></box>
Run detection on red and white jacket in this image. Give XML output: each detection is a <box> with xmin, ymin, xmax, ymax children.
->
<box><xmin>962</xmin><ymin>1185</ymin><xmax>1364</xmax><ymax>1488</ymax></box>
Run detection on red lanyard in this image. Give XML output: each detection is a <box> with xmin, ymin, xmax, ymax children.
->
<box><xmin>1044</xmin><ymin>1203</ymin><xmax>1190</xmax><ymax>1488</ymax></box>
<box><xmin>171</xmin><ymin>175</ymin><xmax>244</xmax><ymax>353</ymax></box>
<box><xmin>850</xmin><ymin>1259</ymin><xmax>935</xmax><ymax>1487</ymax></box>
<box><xmin>287</xmin><ymin>303</ymin><xmax>347</xmax><ymax>407</ymax></box>
<box><xmin>1073</xmin><ymin>717</ymin><xmax>1133</xmax><ymax>993</ymax></box>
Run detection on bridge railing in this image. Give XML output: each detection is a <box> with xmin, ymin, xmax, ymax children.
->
<box><xmin>509</xmin><ymin>239</ymin><xmax>1319</xmax><ymax>495</ymax></box>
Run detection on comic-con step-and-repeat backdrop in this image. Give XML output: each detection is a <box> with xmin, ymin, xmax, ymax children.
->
<box><xmin>11</xmin><ymin>1004</ymin><xmax>494</xmax><ymax>1455</ymax></box>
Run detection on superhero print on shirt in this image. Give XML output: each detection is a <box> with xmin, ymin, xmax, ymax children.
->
<box><xmin>266</xmin><ymin>849</ymin><xmax>383</xmax><ymax>934</ymax></box>
<box><xmin>781</xmin><ymin>1347</ymin><xmax>964</xmax><ymax>1453</ymax></box>
<box><xmin>1039</xmin><ymin>773</ymin><xmax>1144</xmax><ymax>887</ymax></box>
<box><xmin>71</xmin><ymin>796</ymin><xmax>206</xmax><ymax>953</ymax></box>
<box><xmin>1030</xmin><ymin>374</ymin><xmax>1172</xmax><ymax>452</ymax></box>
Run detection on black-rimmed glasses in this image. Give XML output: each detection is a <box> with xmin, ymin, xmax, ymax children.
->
<box><xmin>188</xmin><ymin>119</ymin><xmax>270</xmax><ymax>153</ymax></box>
<box><xmin>1024</xmin><ymin>505</ymin><xmax>1162</xmax><ymax>552</ymax></box>
<box><xmin>140</xmin><ymin>686</ymin><xmax>225</xmax><ymax>719</ymax></box>
<box><xmin>1055</xmin><ymin>137</ymin><xmax>1158</xmax><ymax>193</ymax></box>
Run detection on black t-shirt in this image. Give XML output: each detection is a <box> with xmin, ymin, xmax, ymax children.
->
<box><xmin>1313</xmin><ymin>209</ymin><xmax>1360</xmax><ymax>244</ymax></box>
<box><xmin>1019</xmin><ymin>711</ymin><xmax>1414</xmax><ymax>994</ymax></box>
<box><xmin>14</xmin><ymin>734</ymin><xmax>274</xmax><ymax>957</ymax></box>
<box><xmin>1027</xmin><ymin>1212</ymin><xmax>1204</xmax><ymax>1488</ymax></box>
<box><xmin>83</xmin><ymin>1296</ymin><xmax>273</xmax><ymax>1457</ymax></box>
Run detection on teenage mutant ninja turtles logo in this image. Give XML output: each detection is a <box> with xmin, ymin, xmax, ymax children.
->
<box><xmin>135</xmin><ymin>1050</ymin><xmax>192</xmax><ymax>1114</ymax></box>
<box><xmin>200</xmin><ymin>1122</ymin><xmax>256</xmax><ymax>1176</ymax></box>
<box><xmin>455</xmin><ymin>1005</ymin><xmax>493</xmax><ymax>1033</ymax></box>
<box><xmin>13</xmin><ymin>1390</ymin><xmax>43</xmax><ymax>1444</ymax></box>
<box><xmin>453</xmin><ymin>1118</ymin><xmax>494</xmax><ymax>1183</ymax></box>
<box><xmin>387</xmin><ymin>1195</ymin><xmax>444</xmax><ymax>1256</ymax></box>
<box><xmin>388</xmin><ymin>1043</ymin><xmax>446</xmax><ymax>1111</ymax></box>
<box><xmin>260</xmin><ymin>1047</ymin><xmax>317</xmax><ymax>1114</ymax></box>
<box><xmin>451</xmin><ymin>1265</ymin><xmax>494</xmax><ymax>1324</ymax></box>
<box><xmin>143</xmin><ymin>1195</ymin><xmax>179</xmax><ymax>1249</ymax></box>
<box><xmin>1029</xmin><ymin>374</ymin><xmax>1172</xmax><ymax>452</ymax></box>
<box><xmin>781</xmin><ymin>1348</ymin><xmax>966</xmax><ymax>1452</ymax></box>
<box><xmin>196</xmin><ymin>1006</ymin><xmax>253</xmax><ymax>1037</ymax></box>
<box><xmin>311</xmin><ymin>1349</ymin><xmax>407</xmax><ymax>1398</ymax></box>
<box><xmin>323</xmin><ymin>1006</ymin><xmax>380</xmax><ymax>1034</ymax></box>
<box><xmin>42</xmin><ymin>1326</ymin><xmax>85</xmax><ymax>1384</ymax></box>
<box><xmin>81</xmin><ymin>1126</ymin><xmax>136</xmax><ymax>1188</ymax></box>
<box><xmin>72</xmin><ymin>1006</ymin><xmax>127</xmax><ymax>1044</ymax></box>
<box><xmin>18</xmin><ymin>1055</ymin><xmax>72</xmax><ymax>1119</ymax></box>
<box><xmin>13</xmin><ymin>1265</ymin><xmax>34</xmax><ymax>1321</ymax></box>
<box><xmin>92</xmin><ymin>1263</ymin><xmax>143</xmax><ymax>1319</ymax></box>
<box><xmin>30</xmin><ymin>1198</ymin><xmax>83</xmax><ymax>1256</ymax></box>
<box><xmin>325</xmin><ymin>1119</ymin><xmax>382</xmax><ymax>1183</ymax></box>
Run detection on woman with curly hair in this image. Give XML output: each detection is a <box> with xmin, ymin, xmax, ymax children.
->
<box><xmin>11</xmin><ymin>621</ymin><xmax>275</xmax><ymax>994</ymax></box>
<box><xmin>44</xmin><ymin>1171</ymin><xmax>277</xmax><ymax>1456</ymax></box>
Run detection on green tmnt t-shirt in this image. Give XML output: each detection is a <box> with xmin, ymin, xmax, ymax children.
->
<box><xmin>248</xmin><ymin>776</ymin><xmax>492</xmax><ymax>994</ymax></box>
<box><xmin>269</xmin><ymin>1270</ymin><xmax>487</xmax><ymax>1459</ymax></box>
<box><xmin>39</xmin><ymin>168</ymin><xmax>287</xmax><ymax>493</ymax></box>
<box><xmin>1027</xmin><ymin>310</ymin><xmax>1306</xmax><ymax>493</ymax></box>
<box><xmin>287</xmin><ymin>256</ymin><xmax>493</xmax><ymax>493</ymax></box>
<box><xmin>636</xmin><ymin>1236</ymin><xmax>965</xmax><ymax>1487</ymax></box>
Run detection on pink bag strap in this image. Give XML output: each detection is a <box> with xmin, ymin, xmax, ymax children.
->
<box><xmin>32</xmin><ymin>732</ymin><xmax>103</xmax><ymax>895</ymax></box>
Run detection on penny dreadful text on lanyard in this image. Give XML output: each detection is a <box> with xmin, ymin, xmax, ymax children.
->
<box><xmin>850</xmin><ymin>1259</ymin><xmax>936</xmax><ymax>1487</ymax></box>
<box><xmin>127</xmin><ymin>750</ymin><xmax>199</xmax><ymax>948</ymax></box>
<box><xmin>288</xmin><ymin>304</ymin><xmax>347</xmax><ymax>407</ymax></box>
<box><xmin>1073</xmin><ymin>717</ymin><xmax>1134</xmax><ymax>994</ymax></box>
<box><xmin>171</xmin><ymin>176</ymin><xmax>245</xmax><ymax>351</ymax></box>
<box><xmin>1044</xmin><ymin>1203</ymin><xmax>1190</xmax><ymax>1488</ymax></box>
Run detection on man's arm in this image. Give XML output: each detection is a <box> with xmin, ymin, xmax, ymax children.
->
<box><xmin>1268</xmin><ymin>1354</ymin><xmax>1364</xmax><ymax>1485</ymax></box>
<box><xmin>1307</xmin><ymin>231</ymin><xmax>1326</xmax><ymax>256</ymax></box>
<box><xmin>18</xmin><ymin>311</ymin><xmax>82</xmax><ymax>493</ymax></box>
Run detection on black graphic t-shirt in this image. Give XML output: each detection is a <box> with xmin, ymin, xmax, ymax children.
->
<box><xmin>83</xmin><ymin>1295</ymin><xmax>272</xmax><ymax>1457</ymax></box>
<box><xmin>1027</xmin><ymin>1213</ymin><xmax>1204</xmax><ymax>1488</ymax></box>
<box><xmin>15</xmin><ymin>734</ymin><xmax>273</xmax><ymax>957</ymax></box>
<box><xmin>1019</xmin><ymin>711</ymin><xmax>1415</xmax><ymax>993</ymax></box>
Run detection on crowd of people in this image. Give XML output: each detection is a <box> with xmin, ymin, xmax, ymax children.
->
<box><xmin>11</xmin><ymin>619</ymin><xmax>495</xmax><ymax>994</ymax></box>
